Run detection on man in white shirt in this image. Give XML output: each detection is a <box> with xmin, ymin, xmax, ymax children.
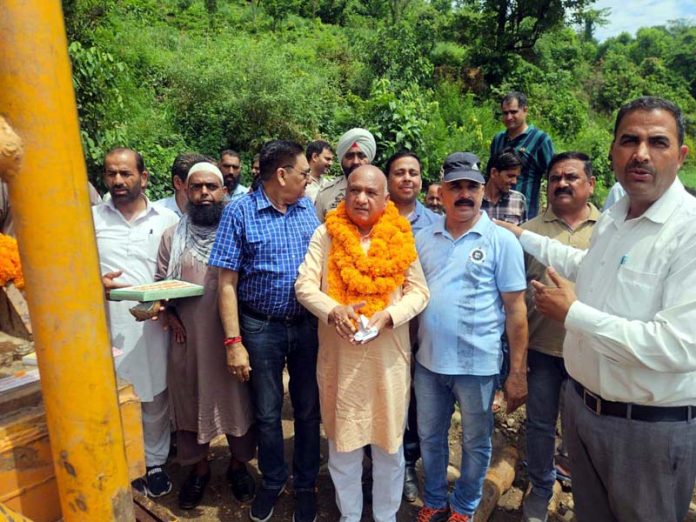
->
<box><xmin>496</xmin><ymin>96</ymin><xmax>696</xmax><ymax>522</ymax></box>
<box><xmin>93</xmin><ymin>147</ymin><xmax>179</xmax><ymax>498</ymax></box>
<box><xmin>219</xmin><ymin>149</ymin><xmax>248</xmax><ymax>198</ymax></box>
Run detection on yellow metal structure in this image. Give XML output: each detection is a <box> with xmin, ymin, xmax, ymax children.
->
<box><xmin>0</xmin><ymin>2</ymin><xmax>135</xmax><ymax>520</ymax></box>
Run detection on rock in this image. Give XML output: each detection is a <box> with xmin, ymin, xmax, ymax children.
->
<box><xmin>451</xmin><ymin>410</ymin><xmax>461</xmax><ymax>426</ymax></box>
<box><xmin>446</xmin><ymin>464</ymin><xmax>461</xmax><ymax>482</ymax></box>
<box><xmin>473</xmin><ymin>446</ymin><xmax>518</xmax><ymax>522</ymax></box>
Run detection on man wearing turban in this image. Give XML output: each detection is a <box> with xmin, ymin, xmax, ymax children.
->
<box><xmin>314</xmin><ymin>128</ymin><xmax>376</xmax><ymax>222</ymax></box>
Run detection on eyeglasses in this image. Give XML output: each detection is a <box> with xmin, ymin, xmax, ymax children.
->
<box><xmin>283</xmin><ymin>164</ymin><xmax>311</xmax><ymax>179</ymax></box>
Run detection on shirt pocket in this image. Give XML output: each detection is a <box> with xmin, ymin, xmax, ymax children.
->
<box><xmin>128</xmin><ymin>228</ymin><xmax>159</xmax><ymax>263</ymax></box>
<box><xmin>606</xmin><ymin>265</ymin><xmax>661</xmax><ymax>320</ymax></box>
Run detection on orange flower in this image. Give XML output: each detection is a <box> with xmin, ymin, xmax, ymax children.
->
<box><xmin>0</xmin><ymin>233</ymin><xmax>24</xmax><ymax>289</ymax></box>
<box><xmin>325</xmin><ymin>201</ymin><xmax>416</xmax><ymax>317</ymax></box>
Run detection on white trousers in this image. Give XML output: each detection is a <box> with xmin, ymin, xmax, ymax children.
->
<box><xmin>328</xmin><ymin>440</ymin><xmax>404</xmax><ymax>522</ymax></box>
<box><xmin>141</xmin><ymin>390</ymin><xmax>170</xmax><ymax>467</ymax></box>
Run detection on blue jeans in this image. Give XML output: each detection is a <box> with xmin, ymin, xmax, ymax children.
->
<box><xmin>525</xmin><ymin>350</ymin><xmax>567</xmax><ymax>500</ymax></box>
<box><xmin>241</xmin><ymin>311</ymin><xmax>320</xmax><ymax>491</ymax></box>
<box><xmin>414</xmin><ymin>361</ymin><xmax>496</xmax><ymax>516</ymax></box>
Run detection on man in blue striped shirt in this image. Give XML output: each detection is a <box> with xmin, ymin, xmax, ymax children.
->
<box><xmin>210</xmin><ymin>140</ymin><xmax>321</xmax><ymax>522</ymax></box>
<box><xmin>487</xmin><ymin>91</ymin><xmax>554</xmax><ymax>218</ymax></box>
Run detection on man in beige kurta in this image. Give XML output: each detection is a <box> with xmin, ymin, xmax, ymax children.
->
<box><xmin>296</xmin><ymin>165</ymin><xmax>429</xmax><ymax>522</ymax></box>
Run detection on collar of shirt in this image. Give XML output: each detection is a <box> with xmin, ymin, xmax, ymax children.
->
<box><xmin>542</xmin><ymin>202</ymin><xmax>601</xmax><ymax>226</ymax></box>
<box><xmin>483</xmin><ymin>190</ymin><xmax>511</xmax><ymax>206</ymax></box>
<box><xmin>103</xmin><ymin>195</ymin><xmax>163</xmax><ymax>224</ymax></box>
<box><xmin>409</xmin><ymin>201</ymin><xmax>439</xmax><ymax>229</ymax></box>
<box><xmin>505</xmin><ymin>124</ymin><xmax>536</xmax><ymax>142</ymax></box>
<box><xmin>606</xmin><ymin>177</ymin><xmax>685</xmax><ymax>226</ymax></box>
<box><xmin>254</xmin><ymin>186</ymin><xmax>310</xmax><ymax>213</ymax></box>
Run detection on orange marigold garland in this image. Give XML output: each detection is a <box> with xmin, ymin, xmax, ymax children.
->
<box><xmin>325</xmin><ymin>200</ymin><xmax>416</xmax><ymax>317</ymax></box>
<box><xmin>0</xmin><ymin>233</ymin><xmax>24</xmax><ymax>289</ymax></box>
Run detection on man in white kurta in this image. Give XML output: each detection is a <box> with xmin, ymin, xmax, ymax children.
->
<box><xmin>93</xmin><ymin>148</ymin><xmax>179</xmax><ymax>498</ymax></box>
<box><xmin>296</xmin><ymin>166</ymin><xmax>429</xmax><ymax>522</ymax></box>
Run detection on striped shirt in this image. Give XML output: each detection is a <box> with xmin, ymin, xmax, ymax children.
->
<box><xmin>481</xmin><ymin>189</ymin><xmax>528</xmax><ymax>225</ymax></box>
<box><xmin>488</xmin><ymin>125</ymin><xmax>554</xmax><ymax>218</ymax></box>
<box><xmin>209</xmin><ymin>187</ymin><xmax>319</xmax><ymax>317</ymax></box>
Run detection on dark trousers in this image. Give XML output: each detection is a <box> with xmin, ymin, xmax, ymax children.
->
<box><xmin>525</xmin><ymin>350</ymin><xmax>567</xmax><ymax>500</ymax></box>
<box><xmin>241</xmin><ymin>311</ymin><xmax>320</xmax><ymax>491</ymax></box>
<box><xmin>565</xmin><ymin>383</ymin><xmax>696</xmax><ymax>522</ymax></box>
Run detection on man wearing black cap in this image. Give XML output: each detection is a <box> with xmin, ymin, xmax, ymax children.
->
<box><xmin>413</xmin><ymin>152</ymin><xmax>528</xmax><ymax>522</ymax></box>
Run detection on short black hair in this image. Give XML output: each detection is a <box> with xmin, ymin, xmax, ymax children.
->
<box><xmin>501</xmin><ymin>91</ymin><xmax>527</xmax><ymax>109</ymax></box>
<box><xmin>547</xmin><ymin>151</ymin><xmax>594</xmax><ymax>179</ymax></box>
<box><xmin>306</xmin><ymin>140</ymin><xmax>332</xmax><ymax>162</ymax></box>
<box><xmin>614</xmin><ymin>96</ymin><xmax>686</xmax><ymax>146</ymax></box>
<box><xmin>220</xmin><ymin>149</ymin><xmax>241</xmax><ymax>160</ymax></box>
<box><xmin>259</xmin><ymin>140</ymin><xmax>305</xmax><ymax>182</ymax></box>
<box><xmin>489</xmin><ymin>147</ymin><xmax>523</xmax><ymax>174</ymax></box>
<box><xmin>105</xmin><ymin>147</ymin><xmax>145</xmax><ymax>174</ymax></box>
<box><xmin>171</xmin><ymin>153</ymin><xmax>214</xmax><ymax>182</ymax></box>
<box><xmin>384</xmin><ymin>151</ymin><xmax>421</xmax><ymax>177</ymax></box>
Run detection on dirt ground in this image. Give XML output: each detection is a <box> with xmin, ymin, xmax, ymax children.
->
<box><xmin>153</xmin><ymin>394</ymin><xmax>696</xmax><ymax>522</ymax></box>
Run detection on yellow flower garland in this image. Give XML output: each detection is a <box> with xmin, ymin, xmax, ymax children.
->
<box><xmin>0</xmin><ymin>233</ymin><xmax>24</xmax><ymax>289</ymax></box>
<box><xmin>325</xmin><ymin>200</ymin><xmax>416</xmax><ymax>318</ymax></box>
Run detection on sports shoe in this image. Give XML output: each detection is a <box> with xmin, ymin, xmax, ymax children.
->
<box><xmin>522</xmin><ymin>491</ymin><xmax>549</xmax><ymax>522</ymax></box>
<box><xmin>227</xmin><ymin>464</ymin><xmax>256</xmax><ymax>503</ymax></box>
<box><xmin>447</xmin><ymin>511</ymin><xmax>471</xmax><ymax>522</ymax></box>
<box><xmin>131</xmin><ymin>477</ymin><xmax>147</xmax><ymax>496</ymax></box>
<box><xmin>417</xmin><ymin>506</ymin><xmax>450</xmax><ymax>522</ymax></box>
<box><xmin>145</xmin><ymin>466</ymin><xmax>173</xmax><ymax>498</ymax></box>
<box><xmin>293</xmin><ymin>490</ymin><xmax>317</xmax><ymax>522</ymax></box>
<box><xmin>249</xmin><ymin>484</ymin><xmax>285</xmax><ymax>522</ymax></box>
<box><xmin>178</xmin><ymin>471</ymin><xmax>210</xmax><ymax>509</ymax></box>
<box><xmin>403</xmin><ymin>465</ymin><xmax>419</xmax><ymax>502</ymax></box>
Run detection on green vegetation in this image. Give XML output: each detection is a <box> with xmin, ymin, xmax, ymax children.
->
<box><xmin>62</xmin><ymin>0</ymin><xmax>696</xmax><ymax>204</ymax></box>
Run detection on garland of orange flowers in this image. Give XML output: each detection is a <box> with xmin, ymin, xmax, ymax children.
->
<box><xmin>325</xmin><ymin>200</ymin><xmax>416</xmax><ymax>318</ymax></box>
<box><xmin>0</xmin><ymin>233</ymin><xmax>24</xmax><ymax>289</ymax></box>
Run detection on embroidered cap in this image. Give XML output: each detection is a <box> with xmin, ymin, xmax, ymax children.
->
<box><xmin>442</xmin><ymin>152</ymin><xmax>484</xmax><ymax>184</ymax></box>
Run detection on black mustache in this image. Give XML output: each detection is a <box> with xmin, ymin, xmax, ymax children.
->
<box><xmin>627</xmin><ymin>161</ymin><xmax>656</xmax><ymax>175</ymax></box>
<box><xmin>554</xmin><ymin>187</ymin><xmax>573</xmax><ymax>196</ymax></box>
<box><xmin>454</xmin><ymin>198</ymin><xmax>474</xmax><ymax>207</ymax></box>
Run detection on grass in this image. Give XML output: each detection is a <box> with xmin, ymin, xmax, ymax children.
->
<box><xmin>679</xmin><ymin>165</ymin><xmax>696</xmax><ymax>189</ymax></box>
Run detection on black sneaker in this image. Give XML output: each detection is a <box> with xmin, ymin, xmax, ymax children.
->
<box><xmin>249</xmin><ymin>484</ymin><xmax>285</xmax><ymax>522</ymax></box>
<box><xmin>293</xmin><ymin>490</ymin><xmax>317</xmax><ymax>522</ymax></box>
<box><xmin>131</xmin><ymin>477</ymin><xmax>147</xmax><ymax>496</ymax></box>
<box><xmin>178</xmin><ymin>471</ymin><xmax>211</xmax><ymax>510</ymax></box>
<box><xmin>227</xmin><ymin>465</ymin><xmax>256</xmax><ymax>503</ymax></box>
<box><xmin>145</xmin><ymin>465</ymin><xmax>173</xmax><ymax>498</ymax></box>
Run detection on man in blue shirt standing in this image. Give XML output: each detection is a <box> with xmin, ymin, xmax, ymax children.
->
<box><xmin>384</xmin><ymin>150</ymin><xmax>440</xmax><ymax>503</ymax></box>
<box><xmin>487</xmin><ymin>92</ymin><xmax>554</xmax><ymax>218</ymax></box>
<box><xmin>414</xmin><ymin>152</ymin><xmax>528</xmax><ymax>522</ymax></box>
<box><xmin>209</xmin><ymin>140</ymin><xmax>320</xmax><ymax>522</ymax></box>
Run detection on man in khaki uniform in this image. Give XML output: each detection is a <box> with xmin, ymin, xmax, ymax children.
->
<box><xmin>517</xmin><ymin>152</ymin><xmax>599</xmax><ymax>522</ymax></box>
<box><xmin>314</xmin><ymin>128</ymin><xmax>376</xmax><ymax>222</ymax></box>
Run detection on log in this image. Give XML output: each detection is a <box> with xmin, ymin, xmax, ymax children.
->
<box><xmin>473</xmin><ymin>446</ymin><xmax>518</xmax><ymax>522</ymax></box>
<box><xmin>0</xmin><ymin>284</ymin><xmax>31</xmax><ymax>341</ymax></box>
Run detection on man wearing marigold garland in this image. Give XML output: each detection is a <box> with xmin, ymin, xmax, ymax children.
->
<box><xmin>296</xmin><ymin>165</ymin><xmax>430</xmax><ymax>522</ymax></box>
<box><xmin>414</xmin><ymin>152</ymin><xmax>528</xmax><ymax>522</ymax></box>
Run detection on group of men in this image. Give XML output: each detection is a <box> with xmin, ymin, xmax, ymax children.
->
<box><xmin>87</xmin><ymin>91</ymin><xmax>695</xmax><ymax>522</ymax></box>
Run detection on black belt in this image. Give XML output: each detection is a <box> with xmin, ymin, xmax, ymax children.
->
<box><xmin>240</xmin><ymin>304</ymin><xmax>307</xmax><ymax>325</ymax></box>
<box><xmin>571</xmin><ymin>379</ymin><xmax>694</xmax><ymax>422</ymax></box>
